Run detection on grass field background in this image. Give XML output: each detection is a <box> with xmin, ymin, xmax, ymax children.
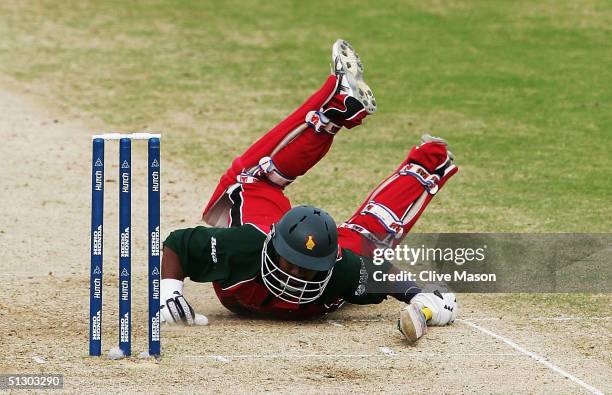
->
<box><xmin>0</xmin><ymin>0</ymin><xmax>610</xmax><ymax>232</ymax></box>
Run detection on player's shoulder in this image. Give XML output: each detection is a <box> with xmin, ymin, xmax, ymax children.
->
<box><xmin>336</xmin><ymin>247</ymin><xmax>367</xmax><ymax>267</ymax></box>
<box><xmin>207</xmin><ymin>224</ymin><xmax>267</xmax><ymax>250</ymax></box>
<box><xmin>225</xmin><ymin>223</ymin><xmax>267</xmax><ymax>238</ymax></box>
<box><xmin>207</xmin><ymin>223</ymin><xmax>266</xmax><ymax>236</ymax></box>
<box><xmin>326</xmin><ymin>248</ymin><xmax>366</xmax><ymax>288</ymax></box>
<box><xmin>241</xmin><ymin>223</ymin><xmax>269</xmax><ymax>237</ymax></box>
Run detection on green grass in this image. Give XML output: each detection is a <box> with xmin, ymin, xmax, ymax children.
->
<box><xmin>0</xmin><ymin>0</ymin><xmax>610</xmax><ymax>231</ymax></box>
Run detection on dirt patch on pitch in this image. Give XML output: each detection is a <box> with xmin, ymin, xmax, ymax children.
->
<box><xmin>0</xmin><ymin>76</ymin><xmax>609</xmax><ymax>394</ymax></box>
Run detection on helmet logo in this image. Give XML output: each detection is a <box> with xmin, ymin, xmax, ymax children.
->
<box><xmin>306</xmin><ymin>235</ymin><xmax>316</xmax><ymax>250</ymax></box>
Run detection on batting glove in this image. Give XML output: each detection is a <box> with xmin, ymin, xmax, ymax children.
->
<box><xmin>161</xmin><ymin>291</ymin><xmax>209</xmax><ymax>326</ymax></box>
<box><xmin>410</xmin><ymin>290</ymin><xmax>458</xmax><ymax>326</ymax></box>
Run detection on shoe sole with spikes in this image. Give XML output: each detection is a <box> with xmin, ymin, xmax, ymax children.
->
<box><xmin>332</xmin><ymin>39</ymin><xmax>377</xmax><ymax>114</ymax></box>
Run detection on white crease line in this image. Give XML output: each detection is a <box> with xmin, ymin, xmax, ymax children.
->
<box><xmin>2</xmin><ymin>353</ymin><xmax>520</xmax><ymax>362</ymax></box>
<box><xmin>182</xmin><ymin>352</ymin><xmax>519</xmax><ymax>361</ymax></box>
<box><xmin>186</xmin><ymin>354</ymin><xmax>378</xmax><ymax>360</ymax></box>
<box><xmin>466</xmin><ymin>316</ymin><xmax>611</xmax><ymax>322</ymax></box>
<box><xmin>462</xmin><ymin>317</ymin><xmax>502</xmax><ymax>321</ymax></box>
<box><xmin>458</xmin><ymin>319</ymin><xmax>604</xmax><ymax>395</ymax></box>
<box><xmin>378</xmin><ymin>347</ymin><xmax>397</xmax><ymax>357</ymax></box>
<box><xmin>532</xmin><ymin>316</ymin><xmax>611</xmax><ymax>321</ymax></box>
<box><xmin>327</xmin><ymin>320</ymin><xmax>345</xmax><ymax>327</ymax></box>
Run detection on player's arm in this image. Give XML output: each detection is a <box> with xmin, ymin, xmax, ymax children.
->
<box><xmin>385</xmin><ymin>263</ymin><xmax>422</xmax><ymax>302</ymax></box>
<box><xmin>159</xmin><ymin>226</ymin><xmax>223</xmax><ymax>326</ymax></box>
<box><xmin>377</xmin><ymin>262</ymin><xmax>458</xmax><ymax>327</ymax></box>
<box><xmin>340</xmin><ymin>252</ymin><xmax>421</xmax><ymax>305</ymax></box>
<box><xmin>339</xmin><ymin>251</ymin><xmax>457</xmax><ymax>326</ymax></box>
<box><xmin>162</xmin><ymin>226</ymin><xmax>225</xmax><ymax>282</ymax></box>
<box><xmin>161</xmin><ymin>246</ymin><xmax>184</xmax><ymax>280</ymax></box>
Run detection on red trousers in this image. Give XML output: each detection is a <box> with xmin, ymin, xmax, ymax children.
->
<box><xmin>203</xmin><ymin>75</ymin><xmax>458</xmax><ymax>257</ymax></box>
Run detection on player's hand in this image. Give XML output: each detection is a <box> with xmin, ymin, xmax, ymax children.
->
<box><xmin>160</xmin><ymin>291</ymin><xmax>209</xmax><ymax>326</ymax></box>
<box><xmin>410</xmin><ymin>290</ymin><xmax>458</xmax><ymax>326</ymax></box>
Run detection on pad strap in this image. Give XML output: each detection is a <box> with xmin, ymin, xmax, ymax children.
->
<box><xmin>339</xmin><ymin>223</ymin><xmax>396</xmax><ymax>249</ymax></box>
<box><xmin>237</xmin><ymin>156</ymin><xmax>295</xmax><ymax>187</ymax></box>
<box><xmin>399</xmin><ymin>163</ymin><xmax>441</xmax><ymax>194</ymax></box>
<box><xmin>305</xmin><ymin>110</ymin><xmax>341</xmax><ymax>135</ymax></box>
<box><xmin>360</xmin><ymin>201</ymin><xmax>405</xmax><ymax>237</ymax></box>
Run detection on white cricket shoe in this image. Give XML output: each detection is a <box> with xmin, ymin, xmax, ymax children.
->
<box><xmin>331</xmin><ymin>39</ymin><xmax>377</xmax><ymax>114</ymax></box>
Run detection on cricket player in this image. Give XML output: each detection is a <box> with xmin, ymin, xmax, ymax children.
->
<box><xmin>160</xmin><ymin>40</ymin><xmax>458</xmax><ymax>342</ymax></box>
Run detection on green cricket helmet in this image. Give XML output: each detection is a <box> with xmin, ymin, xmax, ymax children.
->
<box><xmin>261</xmin><ymin>205</ymin><xmax>339</xmax><ymax>304</ymax></box>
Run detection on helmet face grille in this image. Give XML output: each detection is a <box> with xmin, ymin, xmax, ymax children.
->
<box><xmin>261</xmin><ymin>233</ymin><xmax>333</xmax><ymax>304</ymax></box>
